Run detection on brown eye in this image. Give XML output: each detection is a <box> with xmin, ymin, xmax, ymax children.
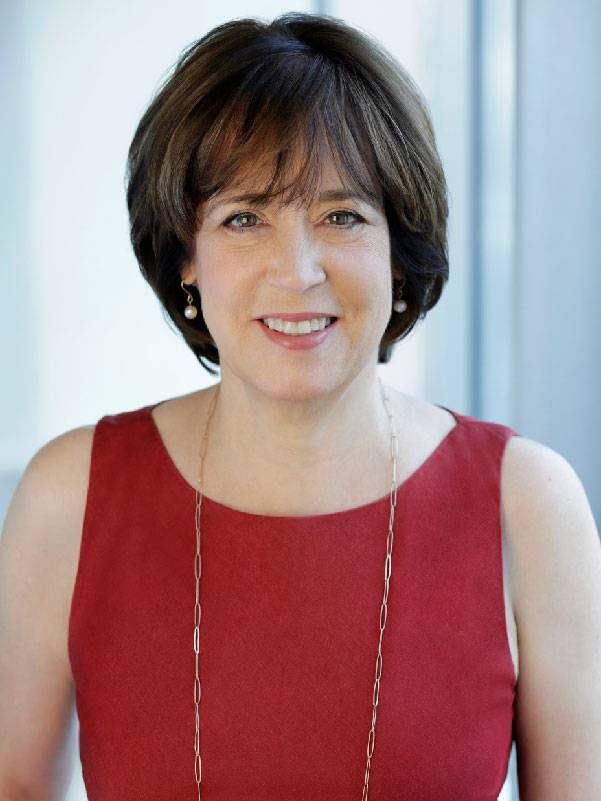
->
<box><xmin>223</xmin><ymin>212</ymin><xmax>260</xmax><ymax>231</ymax></box>
<box><xmin>326</xmin><ymin>210</ymin><xmax>365</xmax><ymax>227</ymax></box>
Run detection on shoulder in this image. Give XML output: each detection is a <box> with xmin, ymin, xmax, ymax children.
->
<box><xmin>500</xmin><ymin>434</ymin><xmax>598</xmax><ymax>555</ymax></box>
<box><xmin>2</xmin><ymin>424</ymin><xmax>97</xmax><ymax>574</ymax></box>
<box><xmin>0</xmin><ymin>422</ymin><xmax>101</xmax><ymax>636</ymax></box>
<box><xmin>499</xmin><ymin>435</ymin><xmax>601</xmax><ymax>797</ymax></box>
<box><xmin>500</xmin><ymin>434</ymin><xmax>599</xmax><ymax>618</ymax></box>
<box><xmin>30</xmin><ymin>422</ymin><xmax>96</xmax><ymax>471</ymax></box>
<box><xmin>23</xmin><ymin>424</ymin><xmax>97</xmax><ymax>517</ymax></box>
<box><xmin>16</xmin><ymin>424</ymin><xmax>96</xmax><ymax>512</ymax></box>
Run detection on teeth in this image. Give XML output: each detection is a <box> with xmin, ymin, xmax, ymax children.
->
<box><xmin>263</xmin><ymin>317</ymin><xmax>332</xmax><ymax>335</ymax></box>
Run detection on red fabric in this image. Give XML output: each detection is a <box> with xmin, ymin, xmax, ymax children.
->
<box><xmin>68</xmin><ymin>401</ymin><xmax>519</xmax><ymax>801</ymax></box>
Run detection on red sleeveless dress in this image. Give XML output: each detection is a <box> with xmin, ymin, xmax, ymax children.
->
<box><xmin>68</xmin><ymin>400</ymin><xmax>519</xmax><ymax>801</ymax></box>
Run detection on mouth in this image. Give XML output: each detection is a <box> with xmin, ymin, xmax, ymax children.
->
<box><xmin>258</xmin><ymin>316</ymin><xmax>338</xmax><ymax>333</ymax></box>
<box><xmin>255</xmin><ymin>316</ymin><xmax>339</xmax><ymax>346</ymax></box>
<box><xmin>253</xmin><ymin>314</ymin><xmax>340</xmax><ymax>322</ymax></box>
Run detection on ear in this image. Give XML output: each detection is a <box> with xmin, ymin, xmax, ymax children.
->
<box><xmin>179</xmin><ymin>262</ymin><xmax>197</xmax><ymax>286</ymax></box>
<box><xmin>391</xmin><ymin>261</ymin><xmax>405</xmax><ymax>283</ymax></box>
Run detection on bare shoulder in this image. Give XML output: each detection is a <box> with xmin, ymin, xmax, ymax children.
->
<box><xmin>18</xmin><ymin>423</ymin><xmax>96</xmax><ymax>539</ymax></box>
<box><xmin>499</xmin><ymin>435</ymin><xmax>601</xmax><ymax>799</ymax></box>
<box><xmin>500</xmin><ymin>434</ymin><xmax>599</xmax><ymax>566</ymax></box>
<box><xmin>2</xmin><ymin>422</ymin><xmax>97</xmax><ymax>618</ymax></box>
<box><xmin>7</xmin><ymin>422</ymin><xmax>96</xmax><ymax>518</ymax></box>
<box><xmin>499</xmin><ymin>433</ymin><xmax>600</xmax><ymax>624</ymax></box>
<box><xmin>30</xmin><ymin>422</ymin><xmax>96</xmax><ymax>479</ymax></box>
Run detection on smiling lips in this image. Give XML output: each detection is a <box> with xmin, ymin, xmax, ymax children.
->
<box><xmin>256</xmin><ymin>317</ymin><xmax>339</xmax><ymax>349</ymax></box>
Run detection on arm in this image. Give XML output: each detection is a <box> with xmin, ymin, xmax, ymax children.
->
<box><xmin>501</xmin><ymin>436</ymin><xmax>601</xmax><ymax>800</ymax></box>
<box><xmin>0</xmin><ymin>426</ymin><xmax>94</xmax><ymax>801</ymax></box>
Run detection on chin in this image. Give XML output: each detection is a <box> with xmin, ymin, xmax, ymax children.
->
<box><xmin>254</xmin><ymin>373</ymin><xmax>343</xmax><ymax>402</ymax></box>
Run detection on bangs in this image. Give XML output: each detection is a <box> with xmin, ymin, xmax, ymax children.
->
<box><xmin>191</xmin><ymin>53</ymin><xmax>384</xmax><ymax>221</ymax></box>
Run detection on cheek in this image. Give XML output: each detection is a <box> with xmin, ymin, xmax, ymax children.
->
<box><xmin>347</xmin><ymin>261</ymin><xmax>391</xmax><ymax>311</ymax></box>
<box><xmin>340</xmin><ymin>236</ymin><xmax>391</xmax><ymax>302</ymax></box>
<box><xmin>196</xmin><ymin>264</ymin><xmax>253</xmax><ymax>339</ymax></box>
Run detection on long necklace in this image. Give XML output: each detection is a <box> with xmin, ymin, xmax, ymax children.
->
<box><xmin>192</xmin><ymin>376</ymin><xmax>400</xmax><ymax>800</ymax></box>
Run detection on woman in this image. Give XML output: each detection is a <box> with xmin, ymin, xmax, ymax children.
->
<box><xmin>1</xmin><ymin>11</ymin><xmax>600</xmax><ymax>801</ymax></box>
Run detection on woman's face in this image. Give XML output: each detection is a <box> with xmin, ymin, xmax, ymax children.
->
<box><xmin>182</xmin><ymin>155</ymin><xmax>394</xmax><ymax>400</ymax></box>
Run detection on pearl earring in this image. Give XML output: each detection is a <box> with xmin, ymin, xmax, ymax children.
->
<box><xmin>181</xmin><ymin>280</ymin><xmax>198</xmax><ymax>320</ymax></box>
<box><xmin>392</xmin><ymin>284</ymin><xmax>407</xmax><ymax>314</ymax></box>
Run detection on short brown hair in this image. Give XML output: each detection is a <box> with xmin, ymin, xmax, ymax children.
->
<box><xmin>126</xmin><ymin>12</ymin><xmax>449</xmax><ymax>375</ymax></box>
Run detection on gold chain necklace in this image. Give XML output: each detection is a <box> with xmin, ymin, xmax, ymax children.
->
<box><xmin>192</xmin><ymin>376</ymin><xmax>399</xmax><ymax>800</ymax></box>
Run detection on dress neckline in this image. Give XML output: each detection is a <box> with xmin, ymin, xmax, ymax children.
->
<box><xmin>141</xmin><ymin>402</ymin><xmax>463</xmax><ymax>521</ymax></box>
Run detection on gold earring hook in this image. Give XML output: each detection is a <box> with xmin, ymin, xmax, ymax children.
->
<box><xmin>181</xmin><ymin>279</ymin><xmax>195</xmax><ymax>305</ymax></box>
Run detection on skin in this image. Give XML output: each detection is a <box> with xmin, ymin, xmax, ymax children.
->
<box><xmin>179</xmin><ymin>152</ymin><xmax>406</xmax><ymax>503</ymax></box>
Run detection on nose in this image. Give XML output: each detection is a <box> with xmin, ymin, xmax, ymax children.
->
<box><xmin>264</xmin><ymin>219</ymin><xmax>327</xmax><ymax>292</ymax></box>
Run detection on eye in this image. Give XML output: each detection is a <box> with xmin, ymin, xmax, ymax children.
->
<box><xmin>326</xmin><ymin>210</ymin><xmax>365</xmax><ymax>228</ymax></box>
<box><xmin>222</xmin><ymin>211</ymin><xmax>261</xmax><ymax>232</ymax></box>
<box><xmin>221</xmin><ymin>208</ymin><xmax>366</xmax><ymax>233</ymax></box>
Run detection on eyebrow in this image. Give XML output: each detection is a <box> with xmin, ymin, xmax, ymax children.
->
<box><xmin>207</xmin><ymin>189</ymin><xmax>379</xmax><ymax>212</ymax></box>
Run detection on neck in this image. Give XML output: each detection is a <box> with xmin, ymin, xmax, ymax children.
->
<box><xmin>206</xmin><ymin>366</ymin><xmax>398</xmax><ymax>476</ymax></box>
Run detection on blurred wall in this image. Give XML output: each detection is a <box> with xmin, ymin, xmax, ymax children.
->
<box><xmin>513</xmin><ymin>0</ymin><xmax>601</xmax><ymax>521</ymax></box>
